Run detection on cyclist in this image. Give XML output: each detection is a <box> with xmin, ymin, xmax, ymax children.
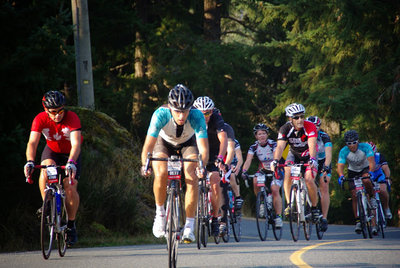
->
<box><xmin>306</xmin><ymin>116</ymin><xmax>332</xmax><ymax>232</ymax></box>
<box><xmin>223</xmin><ymin>123</ymin><xmax>244</xmax><ymax>211</ymax></box>
<box><xmin>24</xmin><ymin>90</ymin><xmax>82</xmax><ymax>246</ymax></box>
<box><xmin>140</xmin><ymin>84</ymin><xmax>209</xmax><ymax>243</ymax></box>
<box><xmin>337</xmin><ymin>130</ymin><xmax>377</xmax><ymax>234</ymax></box>
<box><xmin>193</xmin><ymin>96</ymin><xmax>228</xmax><ymax>236</ymax></box>
<box><xmin>366</xmin><ymin>141</ymin><xmax>392</xmax><ymax>219</ymax></box>
<box><xmin>270</xmin><ymin>103</ymin><xmax>320</xmax><ymax>222</ymax></box>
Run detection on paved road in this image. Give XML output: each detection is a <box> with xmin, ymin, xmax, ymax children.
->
<box><xmin>1</xmin><ymin>218</ymin><xmax>400</xmax><ymax>268</ymax></box>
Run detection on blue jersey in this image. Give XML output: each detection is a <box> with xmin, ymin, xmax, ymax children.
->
<box><xmin>338</xmin><ymin>143</ymin><xmax>374</xmax><ymax>172</ymax></box>
<box><xmin>371</xmin><ymin>153</ymin><xmax>386</xmax><ymax>182</ymax></box>
<box><xmin>147</xmin><ymin>106</ymin><xmax>208</xmax><ymax>146</ymax></box>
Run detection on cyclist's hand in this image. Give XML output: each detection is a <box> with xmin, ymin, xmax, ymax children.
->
<box><xmin>270</xmin><ymin>159</ymin><xmax>278</xmax><ymax>172</ymax></box>
<box><xmin>338</xmin><ymin>175</ymin><xmax>345</xmax><ymax>188</ymax></box>
<box><xmin>196</xmin><ymin>166</ymin><xmax>207</xmax><ymax>179</ymax></box>
<box><xmin>322</xmin><ymin>165</ymin><xmax>331</xmax><ymax>173</ymax></box>
<box><xmin>24</xmin><ymin>161</ymin><xmax>35</xmax><ymax>178</ymax></box>
<box><xmin>241</xmin><ymin>171</ymin><xmax>250</xmax><ymax>187</ymax></box>
<box><xmin>308</xmin><ymin>157</ymin><xmax>317</xmax><ymax>170</ymax></box>
<box><xmin>141</xmin><ymin>165</ymin><xmax>152</xmax><ymax>177</ymax></box>
<box><xmin>65</xmin><ymin>161</ymin><xmax>77</xmax><ymax>179</ymax></box>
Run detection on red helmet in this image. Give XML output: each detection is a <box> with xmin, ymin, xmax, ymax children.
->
<box><xmin>367</xmin><ymin>141</ymin><xmax>377</xmax><ymax>153</ymax></box>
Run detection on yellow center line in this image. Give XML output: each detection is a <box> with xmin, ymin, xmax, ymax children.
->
<box><xmin>290</xmin><ymin>239</ymin><xmax>360</xmax><ymax>268</ymax></box>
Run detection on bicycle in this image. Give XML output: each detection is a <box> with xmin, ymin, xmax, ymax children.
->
<box><xmin>248</xmin><ymin>170</ymin><xmax>282</xmax><ymax>241</ymax></box>
<box><xmin>144</xmin><ymin>153</ymin><xmax>202</xmax><ymax>268</ymax></box>
<box><xmin>343</xmin><ymin>176</ymin><xmax>374</xmax><ymax>239</ymax></box>
<box><xmin>196</xmin><ymin>159</ymin><xmax>211</xmax><ymax>249</ymax></box>
<box><xmin>315</xmin><ymin>172</ymin><xmax>328</xmax><ymax>240</ymax></box>
<box><xmin>372</xmin><ymin>180</ymin><xmax>386</xmax><ymax>238</ymax></box>
<box><xmin>219</xmin><ymin>168</ymin><xmax>242</xmax><ymax>243</ymax></box>
<box><xmin>287</xmin><ymin>163</ymin><xmax>319</xmax><ymax>242</ymax></box>
<box><xmin>26</xmin><ymin>165</ymin><xmax>70</xmax><ymax>260</ymax></box>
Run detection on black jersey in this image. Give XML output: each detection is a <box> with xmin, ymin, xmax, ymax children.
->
<box><xmin>207</xmin><ymin>109</ymin><xmax>225</xmax><ymax>157</ymax></box>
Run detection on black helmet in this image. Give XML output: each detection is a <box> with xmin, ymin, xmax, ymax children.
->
<box><xmin>168</xmin><ymin>84</ymin><xmax>194</xmax><ymax>110</ymax></box>
<box><xmin>306</xmin><ymin>116</ymin><xmax>321</xmax><ymax>127</ymax></box>
<box><xmin>253</xmin><ymin>123</ymin><xmax>269</xmax><ymax>135</ymax></box>
<box><xmin>344</xmin><ymin>130</ymin><xmax>359</xmax><ymax>142</ymax></box>
<box><xmin>42</xmin><ymin>90</ymin><xmax>65</xmax><ymax>109</ymax></box>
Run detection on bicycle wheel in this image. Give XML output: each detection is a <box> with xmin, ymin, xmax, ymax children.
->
<box><xmin>315</xmin><ymin>192</ymin><xmax>324</xmax><ymax>240</ymax></box>
<box><xmin>377</xmin><ymin>201</ymin><xmax>385</xmax><ymax>239</ymax></box>
<box><xmin>41</xmin><ymin>190</ymin><xmax>55</xmax><ymax>259</ymax></box>
<box><xmin>202</xmin><ymin>188</ymin><xmax>210</xmax><ymax>247</ymax></box>
<box><xmin>303</xmin><ymin>191</ymin><xmax>312</xmax><ymax>241</ymax></box>
<box><xmin>57</xmin><ymin>195</ymin><xmax>68</xmax><ymax>257</ymax></box>
<box><xmin>166</xmin><ymin>191</ymin><xmax>178</xmax><ymax>268</ymax></box>
<box><xmin>289</xmin><ymin>184</ymin><xmax>300</xmax><ymax>242</ymax></box>
<box><xmin>196</xmin><ymin>188</ymin><xmax>203</xmax><ymax>249</ymax></box>
<box><xmin>357</xmin><ymin>192</ymin><xmax>368</xmax><ymax>239</ymax></box>
<box><xmin>256</xmin><ymin>191</ymin><xmax>268</xmax><ymax>241</ymax></box>
<box><xmin>271</xmin><ymin>210</ymin><xmax>282</xmax><ymax>241</ymax></box>
<box><xmin>231</xmin><ymin>196</ymin><xmax>241</xmax><ymax>242</ymax></box>
<box><xmin>221</xmin><ymin>212</ymin><xmax>230</xmax><ymax>243</ymax></box>
<box><xmin>365</xmin><ymin>199</ymin><xmax>373</xmax><ymax>239</ymax></box>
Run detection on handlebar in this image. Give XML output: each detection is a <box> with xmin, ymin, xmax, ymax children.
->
<box><xmin>26</xmin><ymin>165</ymin><xmax>73</xmax><ymax>185</ymax></box>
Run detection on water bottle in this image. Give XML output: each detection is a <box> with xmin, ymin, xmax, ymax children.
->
<box><xmin>266</xmin><ymin>194</ymin><xmax>273</xmax><ymax>210</ymax></box>
<box><xmin>228</xmin><ymin>190</ymin><xmax>233</xmax><ymax>209</ymax></box>
<box><xmin>55</xmin><ymin>192</ymin><xmax>61</xmax><ymax>215</ymax></box>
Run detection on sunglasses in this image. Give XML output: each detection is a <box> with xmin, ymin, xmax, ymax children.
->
<box><xmin>202</xmin><ymin>110</ymin><xmax>213</xmax><ymax>117</ymax></box>
<box><xmin>47</xmin><ymin>108</ymin><xmax>64</xmax><ymax>115</ymax></box>
<box><xmin>346</xmin><ymin>141</ymin><xmax>358</xmax><ymax>145</ymax></box>
<box><xmin>292</xmin><ymin>115</ymin><xmax>305</xmax><ymax>120</ymax></box>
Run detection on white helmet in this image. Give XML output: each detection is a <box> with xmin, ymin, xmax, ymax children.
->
<box><xmin>285</xmin><ymin>103</ymin><xmax>306</xmax><ymax>117</ymax></box>
<box><xmin>193</xmin><ymin>96</ymin><xmax>215</xmax><ymax>111</ymax></box>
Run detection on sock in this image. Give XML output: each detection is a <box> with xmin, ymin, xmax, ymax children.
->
<box><xmin>185</xmin><ymin>217</ymin><xmax>194</xmax><ymax>229</ymax></box>
<box><xmin>156</xmin><ymin>204</ymin><xmax>165</xmax><ymax>216</ymax></box>
<box><xmin>236</xmin><ymin>196</ymin><xmax>242</xmax><ymax>200</ymax></box>
<box><xmin>67</xmin><ymin>220</ymin><xmax>75</xmax><ymax>229</ymax></box>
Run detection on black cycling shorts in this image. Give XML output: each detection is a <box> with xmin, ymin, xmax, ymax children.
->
<box><xmin>347</xmin><ymin>167</ymin><xmax>370</xmax><ymax>190</ymax></box>
<box><xmin>41</xmin><ymin>145</ymin><xmax>81</xmax><ymax>179</ymax></box>
<box><xmin>153</xmin><ymin>135</ymin><xmax>198</xmax><ymax>158</ymax></box>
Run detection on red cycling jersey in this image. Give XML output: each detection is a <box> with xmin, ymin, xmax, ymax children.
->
<box><xmin>31</xmin><ymin>110</ymin><xmax>82</xmax><ymax>154</ymax></box>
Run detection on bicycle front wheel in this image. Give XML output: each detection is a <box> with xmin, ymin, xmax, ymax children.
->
<box><xmin>41</xmin><ymin>190</ymin><xmax>55</xmax><ymax>259</ymax></box>
<box><xmin>357</xmin><ymin>192</ymin><xmax>368</xmax><ymax>239</ymax></box>
<box><xmin>289</xmin><ymin>184</ymin><xmax>300</xmax><ymax>242</ymax></box>
<box><xmin>231</xmin><ymin>196</ymin><xmax>241</xmax><ymax>242</ymax></box>
<box><xmin>303</xmin><ymin>191</ymin><xmax>312</xmax><ymax>241</ymax></box>
<box><xmin>57</xmin><ymin>195</ymin><xmax>68</xmax><ymax>257</ymax></box>
<box><xmin>166</xmin><ymin>191</ymin><xmax>179</xmax><ymax>268</ymax></box>
<box><xmin>256</xmin><ymin>191</ymin><xmax>268</xmax><ymax>241</ymax></box>
<box><xmin>377</xmin><ymin>201</ymin><xmax>385</xmax><ymax>239</ymax></box>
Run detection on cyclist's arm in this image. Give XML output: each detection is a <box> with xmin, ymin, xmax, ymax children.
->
<box><xmin>242</xmin><ymin>152</ymin><xmax>253</xmax><ymax>172</ymax></box>
<box><xmin>337</xmin><ymin>163</ymin><xmax>345</xmax><ymax>177</ymax></box>
<box><xmin>141</xmin><ymin>135</ymin><xmax>157</xmax><ymax>165</ymax></box>
<box><xmin>217</xmin><ymin>130</ymin><xmax>228</xmax><ymax>160</ymax></box>
<box><xmin>367</xmin><ymin>155</ymin><xmax>376</xmax><ymax>173</ymax></box>
<box><xmin>381</xmin><ymin>164</ymin><xmax>391</xmax><ymax>178</ymax></box>
<box><xmin>197</xmin><ymin>137</ymin><xmax>209</xmax><ymax>165</ymax></box>
<box><xmin>273</xmin><ymin>140</ymin><xmax>287</xmax><ymax>162</ymax></box>
<box><xmin>233</xmin><ymin>147</ymin><xmax>244</xmax><ymax>175</ymax></box>
<box><xmin>26</xmin><ymin>131</ymin><xmax>41</xmax><ymax>162</ymax></box>
<box><xmin>69</xmin><ymin>130</ymin><xmax>82</xmax><ymax>162</ymax></box>
<box><xmin>308</xmin><ymin>136</ymin><xmax>317</xmax><ymax>159</ymax></box>
<box><xmin>225</xmin><ymin>139</ymin><xmax>236</xmax><ymax>166</ymax></box>
<box><xmin>324</xmin><ymin>145</ymin><xmax>332</xmax><ymax>167</ymax></box>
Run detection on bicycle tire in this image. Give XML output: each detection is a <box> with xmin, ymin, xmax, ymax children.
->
<box><xmin>357</xmin><ymin>192</ymin><xmax>368</xmax><ymax>239</ymax></box>
<box><xmin>221</xmin><ymin>213</ymin><xmax>230</xmax><ymax>243</ymax></box>
<box><xmin>377</xmin><ymin>201</ymin><xmax>385</xmax><ymax>239</ymax></box>
<box><xmin>231</xmin><ymin>194</ymin><xmax>241</xmax><ymax>242</ymax></box>
<box><xmin>166</xmin><ymin>191</ymin><xmax>178</xmax><ymax>268</ymax></box>
<box><xmin>315</xmin><ymin>191</ymin><xmax>324</xmax><ymax>240</ymax></box>
<box><xmin>366</xmin><ymin>199</ymin><xmax>373</xmax><ymax>239</ymax></box>
<box><xmin>303</xmin><ymin>191</ymin><xmax>312</xmax><ymax>241</ymax></box>
<box><xmin>57</xmin><ymin>194</ymin><xmax>68</xmax><ymax>257</ymax></box>
<box><xmin>271</xmin><ymin>207</ymin><xmax>282</xmax><ymax>241</ymax></box>
<box><xmin>41</xmin><ymin>190</ymin><xmax>55</xmax><ymax>259</ymax></box>
<box><xmin>256</xmin><ymin>191</ymin><xmax>268</xmax><ymax>241</ymax></box>
<box><xmin>289</xmin><ymin>184</ymin><xmax>300</xmax><ymax>242</ymax></box>
<box><xmin>196</xmin><ymin>189</ymin><xmax>202</xmax><ymax>250</ymax></box>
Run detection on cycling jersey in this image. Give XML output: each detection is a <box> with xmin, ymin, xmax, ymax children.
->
<box><xmin>207</xmin><ymin>109</ymin><xmax>225</xmax><ymax>159</ymax></box>
<box><xmin>247</xmin><ymin>139</ymin><xmax>276</xmax><ymax>170</ymax></box>
<box><xmin>223</xmin><ymin>123</ymin><xmax>240</xmax><ymax>165</ymax></box>
<box><xmin>31</xmin><ymin>110</ymin><xmax>82</xmax><ymax>154</ymax></box>
<box><xmin>277</xmin><ymin>120</ymin><xmax>317</xmax><ymax>159</ymax></box>
<box><xmin>338</xmin><ymin>143</ymin><xmax>374</xmax><ymax>172</ymax></box>
<box><xmin>317</xmin><ymin>130</ymin><xmax>332</xmax><ymax>160</ymax></box>
<box><xmin>371</xmin><ymin>152</ymin><xmax>387</xmax><ymax>183</ymax></box>
<box><xmin>147</xmin><ymin>106</ymin><xmax>207</xmax><ymax>146</ymax></box>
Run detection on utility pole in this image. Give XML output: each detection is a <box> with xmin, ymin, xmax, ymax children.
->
<box><xmin>71</xmin><ymin>0</ymin><xmax>95</xmax><ymax>109</ymax></box>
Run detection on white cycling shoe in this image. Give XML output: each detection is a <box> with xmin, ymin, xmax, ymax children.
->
<box><xmin>274</xmin><ymin>216</ymin><xmax>283</xmax><ymax>228</ymax></box>
<box><xmin>152</xmin><ymin>214</ymin><xmax>166</xmax><ymax>238</ymax></box>
<box><xmin>182</xmin><ymin>227</ymin><xmax>195</xmax><ymax>243</ymax></box>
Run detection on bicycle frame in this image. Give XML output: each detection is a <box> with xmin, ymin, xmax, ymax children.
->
<box><xmin>290</xmin><ymin>164</ymin><xmax>311</xmax><ymax>223</ymax></box>
<box><xmin>373</xmin><ymin>180</ymin><xmax>386</xmax><ymax>237</ymax></box>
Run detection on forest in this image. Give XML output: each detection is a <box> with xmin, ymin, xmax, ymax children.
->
<box><xmin>1</xmin><ymin>0</ymin><xmax>399</xmax><ymax>251</ymax></box>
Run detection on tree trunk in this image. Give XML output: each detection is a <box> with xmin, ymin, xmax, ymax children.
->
<box><xmin>204</xmin><ymin>0</ymin><xmax>222</xmax><ymax>41</ymax></box>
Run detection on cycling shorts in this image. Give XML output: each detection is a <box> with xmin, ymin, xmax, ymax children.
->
<box><xmin>153</xmin><ymin>135</ymin><xmax>198</xmax><ymax>158</ymax></box>
<box><xmin>285</xmin><ymin>150</ymin><xmax>309</xmax><ymax>165</ymax></box>
<box><xmin>255</xmin><ymin>170</ymin><xmax>283</xmax><ymax>188</ymax></box>
<box><xmin>347</xmin><ymin>167</ymin><xmax>370</xmax><ymax>190</ymax></box>
<box><xmin>317</xmin><ymin>159</ymin><xmax>331</xmax><ymax>176</ymax></box>
<box><xmin>41</xmin><ymin>145</ymin><xmax>81</xmax><ymax>179</ymax></box>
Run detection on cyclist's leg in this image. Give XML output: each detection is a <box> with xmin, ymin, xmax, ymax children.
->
<box><xmin>39</xmin><ymin>146</ymin><xmax>58</xmax><ymax>200</ymax></box>
<box><xmin>319</xmin><ymin>174</ymin><xmax>331</xmax><ymax>219</ymax></box>
<box><xmin>230</xmin><ymin>173</ymin><xmax>240</xmax><ymax>197</ymax></box>
<box><xmin>271</xmin><ymin>182</ymin><xmax>282</xmax><ymax>216</ymax></box>
<box><xmin>209</xmin><ymin>171</ymin><xmax>221</xmax><ymax>217</ymax></box>
<box><xmin>63</xmin><ymin>154</ymin><xmax>81</xmax><ymax>222</ymax></box>
<box><xmin>283</xmin><ymin>155</ymin><xmax>295</xmax><ymax>204</ymax></box>
<box><xmin>305</xmin><ymin>168</ymin><xmax>318</xmax><ymax>207</ymax></box>
<box><xmin>253</xmin><ymin>176</ymin><xmax>260</xmax><ymax>196</ymax></box>
<box><xmin>378</xmin><ymin>179</ymin><xmax>390</xmax><ymax>210</ymax></box>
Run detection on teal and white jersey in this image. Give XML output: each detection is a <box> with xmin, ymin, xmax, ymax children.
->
<box><xmin>147</xmin><ymin>106</ymin><xmax>208</xmax><ymax>146</ymax></box>
<box><xmin>338</xmin><ymin>143</ymin><xmax>374</xmax><ymax>172</ymax></box>
<box><xmin>317</xmin><ymin>131</ymin><xmax>332</xmax><ymax>160</ymax></box>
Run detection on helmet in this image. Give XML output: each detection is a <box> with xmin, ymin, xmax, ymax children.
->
<box><xmin>367</xmin><ymin>141</ymin><xmax>377</xmax><ymax>153</ymax></box>
<box><xmin>306</xmin><ymin>116</ymin><xmax>321</xmax><ymax>127</ymax></box>
<box><xmin>168</xmin><ymin>84</ymin><xmax>194</xmax><ymax>110</ymax></box>
<box><xmin>253</xmin><ymin>123</ymin><xmax>269</xmax><ymax>135</ymax></box>
<box><xmin>193</xmin><ymin>96</ymin><xmax>215</xmax><ymax>111</ymax></box>
<box><xmin>285</xmin><ymin>103</ymin><xmax>306</xmax><ymax>117</ymax></box>
<box><xmin>42</xmin><ymin>90</ymin><xmax>65</xmax><ymax>109</ymax></box>
<box><xmin>344</xmin><ymin>130</ymin><xmax>359</xmax><ymax>142</ymax></box>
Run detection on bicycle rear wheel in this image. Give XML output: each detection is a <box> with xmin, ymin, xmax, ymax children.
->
<box><xmin>41</xmin><ymin>190</ymin><xmax>55</xmax><ymax>259</ymax></box>
<box><xmin>231</xmin><ymin>195</ymin><xmax>241</xmax><ymax>242</ymax></box>
<box><xmin>271</xmin><ymin>209</ymin><xmax>282</xmax><ymax>241</ymax></box>
<box><xmin>315</xmin><ymin>192</ymin><xmax>324</xmax><ymax>240</ymax></box>
<box><xmin>256</xmin><ymin>191</ymin><xmax>268</xmax><ymax>241</ymax></box>
<box><xmin>303</xmin><ymin>192</ymin><xmax>312</xmax><ymax>241</ymax></box>
<box><xmin>357</xmin><ymin>192</ymin><xmax>368</xmax><ymax>239</ymax></box>
<box><xmin>166</xmin><ymin>191</ymin><xmax>179</xmax><ymax>268</ymax></box>
<box><xmin>289</xmin><ymin>184</ymin><xmax>300</xmax><ymax>242</ymax></box>
<box><xmin>221</xmin><ymin>212</ymin><xmax>230</xmax><ymax>243</ymax></box>
<box><xmin>57</xmin><ymin>195</ymin><xmax>68</xmax><ymax>257</ymax></box>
